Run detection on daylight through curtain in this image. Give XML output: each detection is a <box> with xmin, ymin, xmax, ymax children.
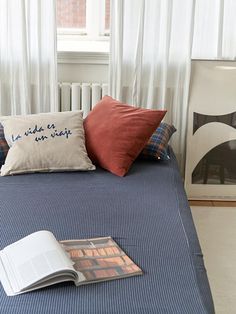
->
<box><xmin>109</xmin><ymin>0</ymin><xmax>236</xmax><ymax>172</ymax></box>
<box><xmin>0</xmin><ymin>0</ymin><xmax>58</xmax><ymax>115</ymax></box>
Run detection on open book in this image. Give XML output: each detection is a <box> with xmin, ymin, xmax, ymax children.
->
<box><xmin>0</xmin><ymin>230</ymin><xmax>143</xmax><ymax>296</ymax></box>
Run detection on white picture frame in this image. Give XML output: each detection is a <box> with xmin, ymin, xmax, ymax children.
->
<box><xmin>185</xmin><ymin>60</ymin><xmax>236</xmax><ymax>200</ymax></box>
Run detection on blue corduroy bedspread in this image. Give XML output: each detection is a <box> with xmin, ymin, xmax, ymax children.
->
<box><xmin>0</xmin><ymin>150</ymin><xmax>214</xmax><ymax>313</ymax></box>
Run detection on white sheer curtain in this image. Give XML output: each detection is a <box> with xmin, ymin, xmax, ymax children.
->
<box><xmin>0</xmin><ymin>0</ymin><xmax>58</xmax><ymax>116</ymax></box>
<box><xmin>109</xmin><ymin>0</ymin><xmax>236</xmax><ymax>172</ymax></box>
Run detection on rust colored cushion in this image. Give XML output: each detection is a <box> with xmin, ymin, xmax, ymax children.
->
<box><xmin>84</xmin><ymin>96</ymin><xmax>166</xmax><ymax>176</ymax></box>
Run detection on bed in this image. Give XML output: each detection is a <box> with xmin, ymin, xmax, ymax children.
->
<box><xmin>0</xmin><ymin>149</ymin><xmax>214</xmax><ymax>313</ymax></box>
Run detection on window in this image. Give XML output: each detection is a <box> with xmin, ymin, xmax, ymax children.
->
<box><xmin>57</xmin><ymin>0</ymin><xmax>110</xmax><ymax>53</ymax></box>
<box><xmin>57</xmin><ymin>0</ymin><xmax>87</xmax><ymax>30</ymax></box>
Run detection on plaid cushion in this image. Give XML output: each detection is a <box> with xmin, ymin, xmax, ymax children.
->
<box><xmin>0</xmin><ymin>123</ymin><xmax>9</xmax><ymax>168</ymax></box>
<box><xmin>140</xmin><ymin>122</ymin><xmax>176</xmax><ymax>161</ymax></box>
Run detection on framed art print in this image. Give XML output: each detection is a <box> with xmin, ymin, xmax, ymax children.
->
<box><xmin>185</xmin><ymin>60</ymin><xmax>236</xmax><ymax>200</ymax></box>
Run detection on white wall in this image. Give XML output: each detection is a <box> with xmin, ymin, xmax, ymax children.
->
<box><xmin>57</xmin><ymin>52</ymin><xmax>109</xmax><ymax>83</ymax></box>
<box><xmin>58</xmin><ymin>63</ymin><xmax>108</xmax><ymax>83</ymax></box>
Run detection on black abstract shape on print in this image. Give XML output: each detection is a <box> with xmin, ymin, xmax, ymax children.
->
<box><xmin>192</xmin><ymin>140</ymin><xmax>236</xmax><ymax>185</ymax></box>
<box><xmin>193</xmin><ymin>111</ymin><xmax>236</xmax><ymax>134</ymax></box>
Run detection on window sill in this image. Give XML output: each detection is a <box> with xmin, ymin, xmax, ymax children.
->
<box><xmin>57</xmin><ymin>38</ymin><xmax>109</xmax><ymax>65</ymax></box>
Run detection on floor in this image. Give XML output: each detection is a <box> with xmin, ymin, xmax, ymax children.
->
<box><xmin>191</xmin><ymin>205</ymin><xmax>236</xmax><ymax>314</ymax></box>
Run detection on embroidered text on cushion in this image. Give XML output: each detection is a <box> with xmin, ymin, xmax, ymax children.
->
<box><xmin>0</xmin><ymin>111</ymin><xmax>95</xmax><ymax>176</ymax></box>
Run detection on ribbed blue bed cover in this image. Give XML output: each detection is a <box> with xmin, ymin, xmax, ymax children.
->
<box><xmin>0</xmin><ymin>150</ymin><xmax>214</xmax><ymax>313</ymax></box>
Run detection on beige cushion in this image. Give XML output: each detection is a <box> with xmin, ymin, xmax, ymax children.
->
<box><xmin>0</xmin><ymin>111</ymin><xmax>95</xmax><ymax>176</ymax></box>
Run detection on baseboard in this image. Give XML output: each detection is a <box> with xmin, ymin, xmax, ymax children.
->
<box><xmin>189</xmin><ymin>200</ymin><xmax>236</xmax><ymax>207</ymax></box>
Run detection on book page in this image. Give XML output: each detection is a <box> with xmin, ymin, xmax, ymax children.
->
<box><xmin>0</xmin><ymin>230</ymin><xmax>75</xmax><ymax>294</ymax></box>
<box><xmin>60</xmin><ymin>237</ymin><xmax>143</xmax><ymax>285</ymax></box>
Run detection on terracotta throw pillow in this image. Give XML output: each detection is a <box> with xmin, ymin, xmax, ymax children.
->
<box><xmin>84</xmin><ymin>96</ymin><xmax>166</xmax><ymax>176</ymax></box>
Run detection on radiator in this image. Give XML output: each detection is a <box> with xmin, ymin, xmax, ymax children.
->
<box><xmin>58</xmin><ymin>83</ymin><xmax>109</xmax><ymax>117</ymax></box>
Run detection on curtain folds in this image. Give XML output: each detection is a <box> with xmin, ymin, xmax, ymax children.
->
<box><xmin>0</xmin><ymin>0</ymin><xmax>58</xmax><ymax>115</ymax></box>
<box><xmin>109</xmin><ymin>0</ymin><xmax>236</xmax><ymax>172</ymax></box>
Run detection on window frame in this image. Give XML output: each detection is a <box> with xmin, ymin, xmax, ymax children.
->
<box><xmin>57</xmin><ymin>0</ymin><xmax>110</xmax><ymax>53</ymax></box>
